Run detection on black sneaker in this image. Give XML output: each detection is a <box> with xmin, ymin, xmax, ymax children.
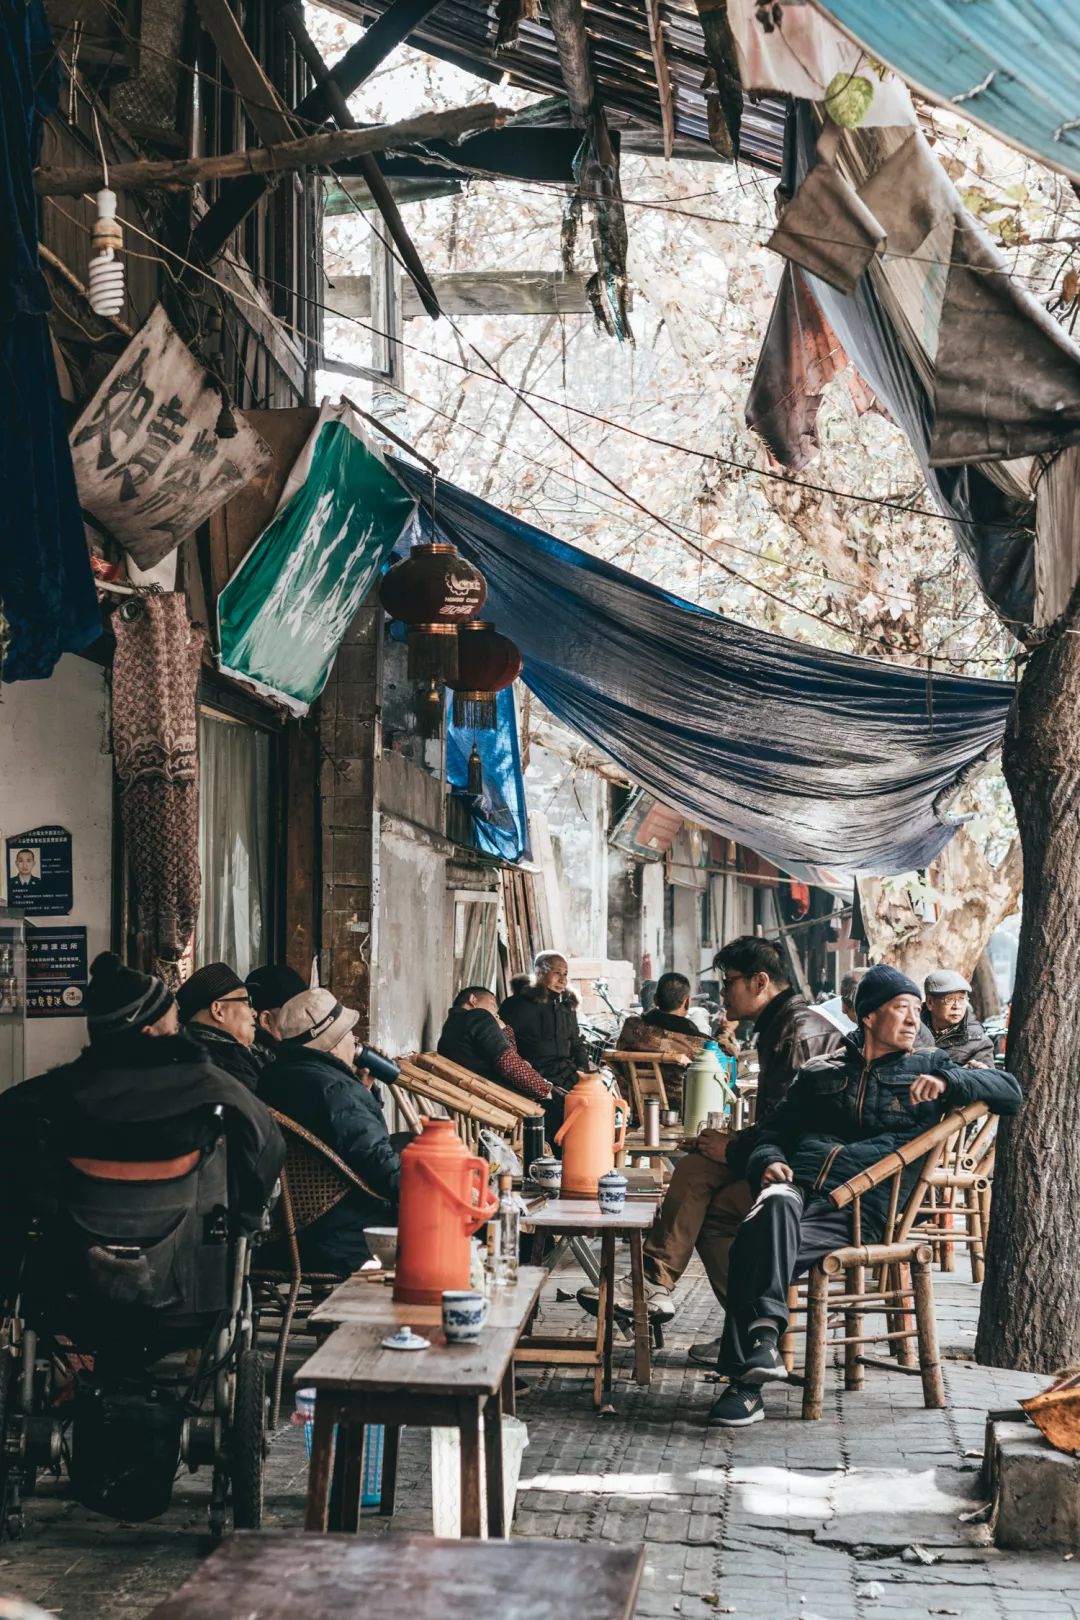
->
<box><xmin>708</xmin><ymin>1383</ymin><xmax>764</xmax><ymax>1427</ymax></box>
<box><xmin>741</xmin><ymin>1324</ymin><xmax>787</xmax><ymax>1386</ymax></box>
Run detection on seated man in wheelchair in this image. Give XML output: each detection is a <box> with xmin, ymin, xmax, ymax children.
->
<box><xmin>0</xmin><ymin>953</ymin><xmax>285</xmax><ymax>1532</ymax></box>
<box><xmin>708</xmin><ymin>964</ymin><xmax>1021</xmax><ymax>1429</ymax></box>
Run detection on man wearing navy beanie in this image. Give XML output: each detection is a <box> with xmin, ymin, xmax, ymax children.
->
<box><xmin>708</xmin><ymin>962</ymin><xmax>1022</xmax><ymax>1428</ymax></box>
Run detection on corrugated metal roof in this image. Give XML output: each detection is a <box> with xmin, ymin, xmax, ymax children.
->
<box><xmin>332</xmin><ymin>0</ymin><xmax>786</xmax><ymax>167</ymax></box>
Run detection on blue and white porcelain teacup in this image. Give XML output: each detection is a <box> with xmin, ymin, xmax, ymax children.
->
<box><xmin>598</xmin><ymin>1170</ymin><xmax>628</xmax><ymax>1215</ymax></box>
<box><xmin>529</xmin><ymin>1154</ymin><xmax>562</xmax><ymax>1194</ymax></box>
<box><xmin>442</xmin><ymin>1289</ymin><xmax>490</xmax><ymax>1344</ymax></box>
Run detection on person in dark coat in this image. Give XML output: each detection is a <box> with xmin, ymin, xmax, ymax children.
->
<box><xmin>921</xmin><ymin>969</ymin><xmax>995</xmax><ymax>1067</ymax></box>
<box><xmin>246</xmin><ymin>963</ymin><xmax>307</xmax><ymax>1057</ymax></box>
<box><xmin>716</xmin><ymin>936</ymin><xmax>842</xmax><ymax>1119</ymax></box>
<box><xmin>0</xmin><ymin>954</ymin><xmax>285</xmax><ymax>1291</ymax></box>
<box><xmin>438</xmin><ymin>987</ymin><xmax>551</xmax><ymax>1103</ymax></box>
<box><xmin>178</xmin><ymin>962</ymin><xmax>264</xmax><ymax>1093</ymax></box>
<box><xmin>258</xmin><ymin>988</ymin><xmax>400</xmax><ymax>1273</ymax></box>
<box><xmin>499</xmin><ymin>952</ymin><xmax>587</xmax><ymax>1141</ymax></box>
<box><xmin>708</xmin><ymin>964</ymin><xmax>1021</xmax><ymax>1428</ymax></box>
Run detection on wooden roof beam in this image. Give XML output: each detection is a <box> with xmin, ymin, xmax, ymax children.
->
<box><xmin>644</xmin><ymin>0</ymin><xmax>675</xmax><ymax>160</ymax></box>
<box><xmin>544</xmin><ymin>0</ymin><xmax>596</xmax><ymax>126</ymax></box>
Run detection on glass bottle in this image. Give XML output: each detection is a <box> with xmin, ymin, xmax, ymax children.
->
<box><xmin>492</xmin><ymin>1171</ymin><xmax>519</xmax><ymax>1287</ymax></box>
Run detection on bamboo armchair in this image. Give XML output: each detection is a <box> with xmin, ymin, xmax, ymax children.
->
<box><xmin>911</xmin><ymin>1113</ymin><xmax>998</xmax><ymax>1281</ymax></box>
<box><xmin>782</xmin><ymin>1101</ymin><xmax>990</xmax><ymax>1421</ymax></box>
<box><xmin>252</xmin><ymin>1109</ymin><xmax>391</xmax><ymax>1429</ymax></box>
<box><xmin>603</xmin><ymin>1051</ymin><xmax>670</xmax><ymax>1124</ymax></box>
<box><xmin>392</xmin><ymin>1052</ymin><xmax>544</xmax><ymax>1154</ymax></box>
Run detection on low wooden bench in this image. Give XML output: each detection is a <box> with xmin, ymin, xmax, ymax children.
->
<box><xmin>392</xmin><ymin>1051</ymin><xmax>544</xmax><ymax>1153</ymax></box>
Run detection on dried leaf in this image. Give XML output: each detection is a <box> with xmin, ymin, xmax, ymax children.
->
<box><xmin>941</xmin><ymin>156</ymin><xmax>965</xmax><ymax>181</ymax></box>
<box><xmin>1062</xmin><ymin>268</ymin><xmax>1080</xmax><ymax>305</ymax></box>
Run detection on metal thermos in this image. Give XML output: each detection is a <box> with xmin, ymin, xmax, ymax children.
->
<box><xmin>357</xmin><ymin>1045</ymin><xmax>401</xmax><ymax>1085</ymax></box>
<box><xmin>643</xmin><ymin>1097</ymin><xmax>660</xmax><ymax>1148</ymax></box>
<box><xmin>523</xmin><ymin>1116</ymin><xmax>546</xmax><ymax>1173</ymax></box>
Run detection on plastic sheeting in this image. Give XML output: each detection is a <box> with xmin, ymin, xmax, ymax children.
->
<box><xmin>391</xmin><ymin>460</ymin><xmax>1014</xmax><ymax>878</ymax></box>
<box><xmin>445</xmin><ymin>686</ymin><xmax>530</xmax><ymax>864</ymax></box>
<box><xmin>811</xmin><ymin>0</ymin><xmax>1080</xmax><ymax>186</ymax></box>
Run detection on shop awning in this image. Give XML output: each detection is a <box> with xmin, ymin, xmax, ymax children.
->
<box><xmin>391</xmin><ymin>461</ymin><xmax>1014</xmax><ymax>878</ymax></box>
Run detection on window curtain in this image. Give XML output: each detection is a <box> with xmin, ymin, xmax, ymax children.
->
<box><xmin>196</xmin><ymin>713</ymin><xmax>270</xmax><ymax>978</ymax></box>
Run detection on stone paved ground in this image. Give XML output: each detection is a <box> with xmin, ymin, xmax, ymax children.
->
<box><xmin>3</xmin><ymin>1257</ymin><xmax>1079</xmax><ymax>1620</ymax></box>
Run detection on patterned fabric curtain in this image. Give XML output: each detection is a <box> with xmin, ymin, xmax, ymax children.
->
<box><xmin>111</xmin><ymin>594</ymin><xmax>204</xmax><ymax>983</ymax></box>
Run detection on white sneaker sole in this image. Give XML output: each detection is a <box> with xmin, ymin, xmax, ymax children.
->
<box><xmin>708</xmin><ymin>1405</ymin><xmax>765</xmax><ymax>1427</ymax></box>
<box><xmin>741</xmin><ymin>1361</ymin><xmax>789</xmax><ymax>1387</ymax></box>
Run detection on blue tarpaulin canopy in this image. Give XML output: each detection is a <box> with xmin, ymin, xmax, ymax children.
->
<box><xmin>813</xmin><ymin>0</ymin><xmax>1080</xmax><ymax>185</ymax></box>
<box><xmin>446</xmin><ymin>686</ymin><xmax>531</xmax><ymax>863</ymax></box>
<box><xmin>391</xmin><ymin>459</ymin><xmax>1014</xmax><ymax>878</ymax></box>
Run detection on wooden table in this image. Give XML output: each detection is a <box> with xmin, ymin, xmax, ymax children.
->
<box><xmin>517</xmin><ymin>1196</ymin><xmax>659</xmax><ymax>1408</ymax></box>
<box><xmin>295</xmin><ymin>1269</ymin><xmax>545</xmax><ymax>1539</ymax></box>
<box><xmin>146</xmin><ymin>1534</ymin><xmax>645</xmax><ymax>1620</ymax></box>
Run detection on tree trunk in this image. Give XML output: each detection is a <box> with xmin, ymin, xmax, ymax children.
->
<box><xmin>969</xmin><ymin>949</ymin><xmax>1000</xmax><ymax>1022</ymax></box>
<box><xmin>976</xmin><ymin>627</ymin><xmax>1080</xmax><ymax>1371</ymax></box>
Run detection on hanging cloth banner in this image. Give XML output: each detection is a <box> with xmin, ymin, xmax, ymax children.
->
<box><xmin>69</xmin><ymin>304</ymin><xmax>272</xmax><ymax>569</ymax></box>
<box><xmin>445</xmin><ymin>686</ymin><xmax>531</xmax><ymax>863</ymax></box>
<box><xmin>390</xmin><ymin>460</ymin><xmax>1014</xmax><ymax>878</ymax></box>
<box><xmin>217</xmin><ymin>400</ymin><xmax>417</xmax><ymax>715</ymax></box>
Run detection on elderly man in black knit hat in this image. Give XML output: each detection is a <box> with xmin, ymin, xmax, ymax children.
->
<box><xmin>707</xmin><ymin>963</ymin><xmax>1022</xmax><ymax>1428</ymax></box>
<box><xmin>0</xmin><ymin>954</ymin><xmax>284</xmax><ymax>1285</ymax></box>
<box><xmin>178</xmin><ymin>961</ymin><xmax>263</xmax><ymax>1092</ymax></box>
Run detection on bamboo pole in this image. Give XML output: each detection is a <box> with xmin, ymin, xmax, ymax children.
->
<box><xmin>34</xmin><ymin>103</ymin><xmax>503</xmax><ymax>197</ymax></box>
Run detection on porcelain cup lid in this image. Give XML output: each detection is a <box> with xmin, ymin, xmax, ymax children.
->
<box><xmin>382</xmin><ymin>1326</ymin><xmax>431</xmax><ymax>1351</ymax></box>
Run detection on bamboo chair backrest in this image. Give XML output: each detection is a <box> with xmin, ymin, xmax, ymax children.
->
<box><xmin>265</xmin><ymin>1108</ymin><xmax>387</xmax><ymax>1238</ymax></box>
<box><xmin>409</xmin><ymin>1051</ymin><xmax>545</xmax><ymax>1121</ymax></box>
<box><xmin>829</xmin><ymin>1102</ymin><xmax>990</xmax><ymax>1247</ymax></box>
<box><xmin>603</xmin><ymin>1051</ymin><xmax>669</xmax><ymax>1121</ymax></box>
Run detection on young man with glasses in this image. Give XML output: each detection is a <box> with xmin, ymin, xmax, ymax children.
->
<box><xmin>177</xmin><ymin>962</ymin><xmax>264</xmax><ymax>1093</ymax></box>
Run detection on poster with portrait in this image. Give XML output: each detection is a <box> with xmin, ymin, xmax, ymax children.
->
<box><xmin>26</xmin><ymin>926</ymin><xmax>88</xmax><ymax>1018</ymax></box>
<box><xmin>6</xmin><ymin>826</ymin><xmax>74</xmax><ymax>916</ymax></box>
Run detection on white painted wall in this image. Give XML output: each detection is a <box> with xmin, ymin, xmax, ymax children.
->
<box><xmin>372</xmin><ymin>816</ymin><xmax>451</xmax><ymax>1055</ymax></box>
<box><xmin>0</xmin><ymin>656</ymin><xmax>113</xmax><ymax>1076</ymax></box>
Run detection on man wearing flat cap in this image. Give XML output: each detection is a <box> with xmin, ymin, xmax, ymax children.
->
<box><xmin>707</xmin><ymin>963</ymin><xmax>1021</xmax><ymax>1428</ymax></box>
<box><xmin>177</xmin><ymin>961</ymin><xmax>264</xmax><ymax>1093</ymax></box>
<box><xmin>921</xmin><ymin>969</ymin><xmax>994</xmax><ymax>1068</ymax></box>
<box><xmin>259</xmin><ymin>988</ymin><xmax>400</xmax><ymax>1273</ymax></box>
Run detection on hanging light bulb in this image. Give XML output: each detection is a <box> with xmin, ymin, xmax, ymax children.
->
<box><xmin>88</xmin><ymin>188</ymin><xmax>125</xmax><ymax>318</ymax></box>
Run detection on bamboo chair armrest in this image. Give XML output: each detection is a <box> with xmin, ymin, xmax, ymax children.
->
<box><xmin>829</xmin><ymin>1103</ymin><xmax>989</xmax><ymax>1208</ymax></box>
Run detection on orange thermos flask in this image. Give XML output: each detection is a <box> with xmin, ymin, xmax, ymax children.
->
<box><xmin>554</xmin><ymin>1073</ymin><xmax>628</xmax><ymax>1198</ymax></box>
<box><xmin>393</xmin><ymin>1117</ymin><xmax>499</xmax><ymax>1305</ymax></box>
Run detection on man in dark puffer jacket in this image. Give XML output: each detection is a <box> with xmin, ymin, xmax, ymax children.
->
<box><xmin>708</xmin><ymin>963</ymin><xmax>1021</xmax><ymax>1428</ymax></box>
<box><xmin>258</xmin><ymin>988</ymin><xmax>400</xmax><ymax>1273</ymax></box>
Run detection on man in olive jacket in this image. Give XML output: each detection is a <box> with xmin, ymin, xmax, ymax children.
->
<box><xmin>708</xmin><ymin>963</ymin><xmax>1021</xmax><ymax>1428</ymax></box>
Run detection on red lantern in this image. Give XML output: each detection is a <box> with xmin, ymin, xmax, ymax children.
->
<box><xmin>447</xmin><ymin>621</ymin><xmax>522</xmax><ymax>731</ymax></box>
<box><xmin>379</xmin><ymin>542</ymin><xmax>486</xmax><ymax>682</ymax></box>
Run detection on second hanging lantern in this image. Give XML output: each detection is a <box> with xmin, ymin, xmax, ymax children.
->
<box><xmin>448</xmin><ymin>621</ymin><xmax>523</xmax><ymax>730</ymax></box>
<box><xmin>378</xmin><ymin>541</ymin><xmax>487</xmax><ymax>682</ymax></box>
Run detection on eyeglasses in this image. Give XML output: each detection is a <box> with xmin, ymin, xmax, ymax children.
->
<box><xmin>219</xmin><ymin>991</ymin><xmax>253</xmax><ymax>1007</ymax></box>
<box><xmin>720</xmin><ymin>973</ymin><xmax>746</xmax><ymax>989</ymax></box>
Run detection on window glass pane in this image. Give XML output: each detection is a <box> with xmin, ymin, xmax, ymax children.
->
<box><xmin>196</xmin><ymin>712</ymin><xmax>270</xmax><ymax>978</ymax></box>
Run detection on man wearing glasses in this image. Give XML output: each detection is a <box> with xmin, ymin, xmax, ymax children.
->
<box><xmin>177</xmin><ymin>963</ymin><xmax>264</xmax><ymax>1093</ymax></box>
<box><xmin>579</xmin><ymin>937</ymin><xmax>841</xmax><ymax>1351</ymax></box>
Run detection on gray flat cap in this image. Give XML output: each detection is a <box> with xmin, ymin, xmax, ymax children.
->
<box><xmin>924</xmin><ymin>969</ymin><xmax>971</xmax><ymax>996</ymax></box>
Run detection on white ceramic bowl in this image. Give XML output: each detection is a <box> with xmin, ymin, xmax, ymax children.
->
<box><xmin>363</xmin><ymin>1226</ymin><xmax>399</xmax><ymax>1268</ymax></box>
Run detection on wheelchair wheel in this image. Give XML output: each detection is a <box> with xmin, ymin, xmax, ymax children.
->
<box><xmin>230</xmin><ymin>1349</ymin><xmax>266</xmax><ymax>1530</ymax></box>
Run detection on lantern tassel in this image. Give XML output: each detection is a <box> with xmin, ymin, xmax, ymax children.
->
<box><xmin>452</xmin><ymin>692</ymin><xmax>498</xmax><ymax>731</ymax></box>
<box><xmin>408</xmin><ymin>625</ymin><xmax>459</xmax><ymax>683</ymax></box>
<box><xmin>419</xmin><ymin>681</ymin><xmax>445</xmax><ymax>740</ymax></box>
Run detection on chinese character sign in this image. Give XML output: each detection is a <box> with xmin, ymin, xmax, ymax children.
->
<box><xmin>26</xmin><ymin>926</ymin><xmax>88</xmax><ymax>1018</ymax></box>
<box><xmin>217</xmin><ymin>400</ymin><xmax>417</xmax><ymax>714</ymax></box>
<box><xmin>6</xmin><ymin>826</ymin><xmax>73</xmax><ymax>916</ymax></box>
<box><xmin>69</xmin><ymin>305</ymin><xmax>272</xmax><ymax>568</ymax></box>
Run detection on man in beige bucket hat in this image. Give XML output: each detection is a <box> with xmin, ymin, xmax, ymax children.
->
<box><xmin>259</xmin><ymin>989</ymin><xmax>401</xmax><ymax>1272</ymax></box>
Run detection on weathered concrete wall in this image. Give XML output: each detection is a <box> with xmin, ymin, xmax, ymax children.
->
<box><xmin>373</xmin><ymin>813</ymin><xmax>450</xmax><ymax>1055</ymax></box>
<box><xmin>0</xmin><ymin>655</ymin><xmax>113</xmax><ymax>1078</ymax></box>
<box><xmin>524</xmin><ymin>741</ymin><xmax>608</xmax><ymax>960</ymax></box>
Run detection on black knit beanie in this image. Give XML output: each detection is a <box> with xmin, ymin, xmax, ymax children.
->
<box><xmin>177</xmin><ymin>961</ymin><xmax>246</xmax><ymax>1022</ymax></box>
<box><xmin>246</xmin><ymin>963</ymin><xmax>306</xmax><ymax>1014</ymax></box>
<box><xmin>85</xmin><ymin>952</ymin><xmax>174</xmax><ymax>1039</ymax></box>
<box><xmin>854</xmin><ymin>963</ymin><xmax>922</xmax><ymax>1022</ymax></box>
